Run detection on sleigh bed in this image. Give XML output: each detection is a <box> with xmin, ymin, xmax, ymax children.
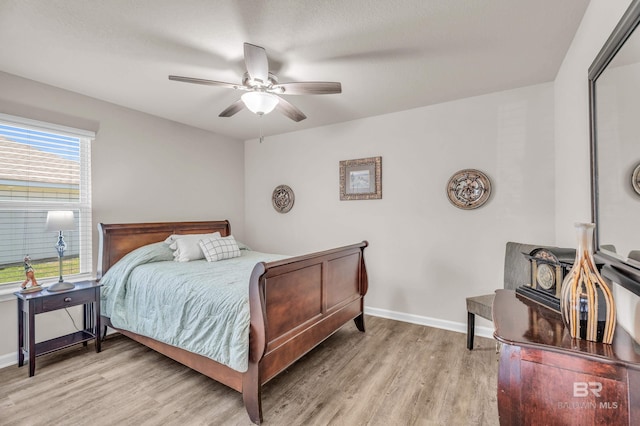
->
<box><xmin>97</xmin><ymin>220</ymin><xmax>368</xmax><ymax>424</ymax></box>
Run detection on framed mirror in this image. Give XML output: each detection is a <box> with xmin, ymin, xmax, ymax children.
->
<box><xmin>590</xmin><ymin>0</ymin><xmax>640</xmax><ymax>296</ymax></box>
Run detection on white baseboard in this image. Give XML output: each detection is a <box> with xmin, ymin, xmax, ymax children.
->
<box><xmin>364</xmin><ymin>306</ymin><xmax>495</xmax><ymax>340</ymax></box>
<box><xmin>0</xmin><ymin>311</ymin><xmax>494</xmax><ymax>370</ymax></box>
<box><xmin>0</xmin><ymin>352</ymin><xmax>16</xmax><ymax>370</ymax></box>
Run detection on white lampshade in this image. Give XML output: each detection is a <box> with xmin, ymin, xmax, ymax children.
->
<box><xmin>241</xmin><ymin>91</ymin><xmax>279</xmax><ymax>115</ymax></box>
<box><xmin>45</xmin><ymin>211</ymin><xmax>75</xmax><ymax>232</ymax></box>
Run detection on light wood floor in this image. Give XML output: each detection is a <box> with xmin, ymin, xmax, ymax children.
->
<box><xmin>0</xmin><ymin>316</ymin><xmax>499</xmax><ymax>425</ymax></box>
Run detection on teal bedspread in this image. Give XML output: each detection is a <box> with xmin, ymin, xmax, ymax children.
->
<box><xmin>100</xmin><ymin>242</ymin><xmax>288</xmax><ymax>372</ymax></box>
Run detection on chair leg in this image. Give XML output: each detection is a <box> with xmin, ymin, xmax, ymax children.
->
<box><xmin>467</xmin><ymin>311</ymin><xmax>475</xmax><ymax>350</ymax></box>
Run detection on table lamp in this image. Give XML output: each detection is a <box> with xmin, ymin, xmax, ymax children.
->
<box><xmin>45</xmin><ymin>211</ymin><xmax>75</xmax><ymax>292</ymax></box>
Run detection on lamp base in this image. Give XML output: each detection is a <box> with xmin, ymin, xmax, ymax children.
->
<box><xmin>47</xmin><ymin>281</ymin><xmax>75</xmax><ymax>292</ymax></box>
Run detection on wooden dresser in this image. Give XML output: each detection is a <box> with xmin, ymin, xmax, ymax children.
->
<box><xmin>493</xmin><ymin>289</ymin><xmax>640</xmax><ymax>426</ymax></box>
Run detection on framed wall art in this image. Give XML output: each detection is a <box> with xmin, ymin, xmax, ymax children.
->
<box><xmin>340</xmin><ymin>156</ymin><xmax>382</xmax><ymax>200</ymax></box>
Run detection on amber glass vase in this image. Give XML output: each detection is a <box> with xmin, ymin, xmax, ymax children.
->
<box><xmin>560</xmin><ymin>223</ymin><xmax>616</xmax><ymax>344</ymax></box>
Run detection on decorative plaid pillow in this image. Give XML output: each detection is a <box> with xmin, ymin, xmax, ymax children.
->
<box><xmin>199</xmin><ymin>235</ymin><xmax>242</xmax><ymax>262</ymax></box>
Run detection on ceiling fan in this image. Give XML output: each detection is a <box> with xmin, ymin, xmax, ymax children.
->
<box><xmin>169</xmin><ymin>43</ymin><xmax>342</xmax><ymax>122</ymax></box>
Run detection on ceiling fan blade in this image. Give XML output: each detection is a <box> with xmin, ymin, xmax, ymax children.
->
<box><xmin>275</xmin><ymin>97</ymin><xmax>307</xmax><ymax>122</ymax></box>
<box><xmin>273</xmin><ymin>82</ymin><xmax>342</xmax><ymax>95</ymax></box>
<box><xmin>218</xmin><ymin>99</ymin><xmax>246</xmax><ymax>117</ymax></box>
<box><xmin>244</xmin><ymin>43</ymin><xmax>269</xmax><ymax>83</ymax></box>
<box><xmin>169</xmin><ymin>75</ymin><xmax>238</xmax><ymax>89</ymax></box>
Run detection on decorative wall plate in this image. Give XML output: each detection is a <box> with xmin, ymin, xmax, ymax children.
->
<box><xmin>272</xmin><ymin>185</ymin><xmax>295</xmax><ymax>213</ymax></box>
<box><xmin>446</xmin><ymin>169</ymin><xmax>492</xmax><ymax>210</ymax></box>
<box><xmin>632</xmin><ymin>163</ymin><xmax>640</xmax><ymax>195</ymax></box>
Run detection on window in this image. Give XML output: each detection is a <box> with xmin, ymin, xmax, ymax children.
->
<box><xmin>0</xmin><ymin>114</ymin><xmax>93</xmax><ymax>287</ymax></box>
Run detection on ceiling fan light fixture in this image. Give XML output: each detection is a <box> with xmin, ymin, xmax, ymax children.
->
<box><xmin>171</xmin><ymin>43</ymin><xmax>339</xmax><ymax>122</ymax></box>
<box><xmin>241</xmin><ymin>91</ymin><xmax>279</xmax><ymax>115</ymax></box>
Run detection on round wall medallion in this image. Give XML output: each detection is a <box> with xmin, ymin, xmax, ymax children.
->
<box><xmin>446</xmin><ymin>169</ymin><xmax>492</xmax><ymax>210</ymax></box>
<box><xmin>632</xmin><ymin>164</ymin><xmax>640</xmax><ymax>195</ymax></box>
<box><xmin>272</xmin><ymin>185</ymin><xmax>295</xmax><ymax>213</ymax></box>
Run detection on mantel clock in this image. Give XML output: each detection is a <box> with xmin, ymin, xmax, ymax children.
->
<box><xmin>515</xmin><ymin>247</ymin><xmax>575</xmax><ymax>312</ymax></box>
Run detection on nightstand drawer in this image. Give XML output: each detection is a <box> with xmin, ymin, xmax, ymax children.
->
<box><xmin>41</xmin><ymin>288</ymin><xmax>96</xmax><ymax>311</ymax></box>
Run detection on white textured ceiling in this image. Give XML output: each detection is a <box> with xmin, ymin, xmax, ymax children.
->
<box><xmin>0</xmin><ymin>0</ymin><xmax>590</xmax><ymax>141</ymax></box>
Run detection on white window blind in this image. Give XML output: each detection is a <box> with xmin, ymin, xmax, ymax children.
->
<box><xmin>0</xmin><ymin>114</ymin><xmax>93</xmax><ymax>287</ymax></box>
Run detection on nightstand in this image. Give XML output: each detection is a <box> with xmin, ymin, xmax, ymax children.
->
<box><xmin>15</xmin><ymin>280</ymin><xmax>102</xmax><ymax>376</ymax></box>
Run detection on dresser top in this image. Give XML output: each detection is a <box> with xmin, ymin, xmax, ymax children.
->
<box><xmin>493</xmin><ymin>289</ymin><xmax>640</xmax><ymax>367</ymax></box>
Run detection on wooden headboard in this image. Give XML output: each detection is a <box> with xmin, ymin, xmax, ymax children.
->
<box><xmin>97</xmin><ymin>220</ymin><xmax>231</xmax><ymax>278</ymax></box>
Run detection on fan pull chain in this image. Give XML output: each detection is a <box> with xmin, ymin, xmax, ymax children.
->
<box><xmin>259</xmin><ymin>114</ymin><xmax>265</xmax><ymax>143</ymax></box>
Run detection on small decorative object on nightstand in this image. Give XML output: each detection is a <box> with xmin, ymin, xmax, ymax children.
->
<box><xmin>20</xmin><ymin>255</ymin><xmax>42</xmax><ymax>293</ymax></box>
<box><xmin>14</xmin><ymin>280</ymin><xmax>102</xmax><ymax>376</ymax></box>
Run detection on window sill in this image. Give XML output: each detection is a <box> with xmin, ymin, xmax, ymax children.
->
<box><xmin>0</xmin><ymin>274</ymin><xmax>95</xmax><ymax>303</ymax></box>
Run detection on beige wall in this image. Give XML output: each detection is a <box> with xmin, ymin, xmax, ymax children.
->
<box><xmin>245</xmin><ymin>83</ymin><xmax>555</xmax><ymax>330</ymax></box>
<box><xmin>0</xmin><ymin>71</ymin><xmax>245</xmax><ymax>364</ymax></box>
<box><xmin>554</xmin><ymin>0</ymin><xmax>640</xmax><ymax>341</ymax></box>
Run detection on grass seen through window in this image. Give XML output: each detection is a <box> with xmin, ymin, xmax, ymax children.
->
<box><xmin>0</xmin><ymin>257</ymin><xmax>79</xmax><ymax>285</ymax></box>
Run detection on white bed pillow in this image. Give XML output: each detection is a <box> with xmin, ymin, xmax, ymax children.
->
<box><xmin>164</xmin><ymin>232</ymin><xmax>220</xmax><ymax>245</ymax></box>
<box><xmin>199</xmin><ymin>235</ymin><xmax>241</xmax><ymax>262</ymax></box>
<box><xmin>166</xmin><ymin>232</ymin><xmax>221</xmax><ymax>262</ymax></box>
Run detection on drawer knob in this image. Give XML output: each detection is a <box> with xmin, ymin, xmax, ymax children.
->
<box><xmin>64</xmin><ymin>297</ymin><xmax>72</xmax><ymax>302</ymax></box>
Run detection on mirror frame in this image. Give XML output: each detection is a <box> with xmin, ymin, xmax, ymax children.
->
<box><xmin>590</xmin><ymin>0</ymin><xmax>640</xmax><ymax>297</ymax></box>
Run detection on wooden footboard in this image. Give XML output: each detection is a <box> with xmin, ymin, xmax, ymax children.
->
<box><xmin>97</xmin><ymin>221</ymin><xmax>368</xmax><ymax>425</ymax></box>
<box><xmin>244</xmin><ymin>241</ymin><xmax>368</xmax><ymax>423</ymax></box>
